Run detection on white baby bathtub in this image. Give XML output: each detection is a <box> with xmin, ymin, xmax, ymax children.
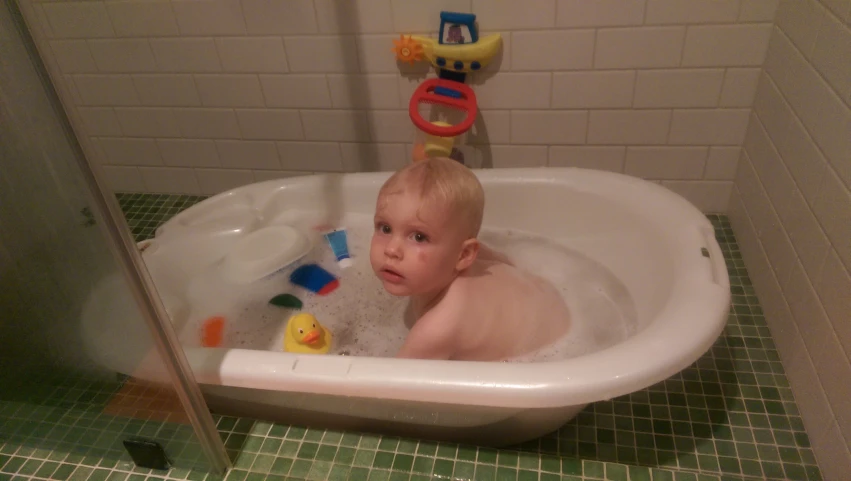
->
<box><xmin>82</xmin><ymin>167</ymin><xmax>730</xmax><ymax>446</ymax></box>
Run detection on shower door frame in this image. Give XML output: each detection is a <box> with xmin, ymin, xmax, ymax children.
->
<box><xmin>4</xmin><ymin>0</ymin><xmax>232</xmax><ymax>475</ymax></box>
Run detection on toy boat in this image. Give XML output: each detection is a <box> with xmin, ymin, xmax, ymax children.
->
<box><xmin>393</xmin><ymin>11</ymin><xmax>502</xmax><ymax>73</ymax></box>
<box><xmin>410</xmin><ymin>33</ymin><xmax>501</xmax><ymax>73</ymax></box>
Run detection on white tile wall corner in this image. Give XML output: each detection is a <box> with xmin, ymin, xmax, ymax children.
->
<box><xmin>732</xmin><ymin>0</ymin><xmax>851</xmax><ymax>474</ymax></box>
<box><xmin>20</xmin><ymin>0</ymin><xmax>781</xmax><ymax>210</ymax></box>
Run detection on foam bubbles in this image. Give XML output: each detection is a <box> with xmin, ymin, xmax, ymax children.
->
<box><xmin>178</xmin><ymin>212</ymin><xmax>637</xmax><ymax>362</ymax></box>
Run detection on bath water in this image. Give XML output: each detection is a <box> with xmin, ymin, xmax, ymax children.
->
<box><xmin>179</xmin><ymin>212</ymin><xmax>637</xmax><ymax>362</ymax></box>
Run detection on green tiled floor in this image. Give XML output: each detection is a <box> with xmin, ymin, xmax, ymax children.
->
<box><xmin>0</xmin><ymin>193</ymin><xmax>823</xmax><ymax>481</ymax></box>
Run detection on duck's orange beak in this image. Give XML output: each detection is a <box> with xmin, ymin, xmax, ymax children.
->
<box><xmin>302</xmin><ymin>330</ymin><xmax>321</xmax><ymax>344</ymax></box>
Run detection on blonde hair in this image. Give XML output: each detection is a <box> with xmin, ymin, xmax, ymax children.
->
<box><xmin>378</xmin><ymin>157</ymin><xmax>484</xmax><ymax>237</ymax></box>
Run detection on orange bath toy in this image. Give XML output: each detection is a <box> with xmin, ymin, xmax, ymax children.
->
<box><xmin>201</xmin><ymin>316</ymin><xmax>225</xmax><ymax>347</ymax></box>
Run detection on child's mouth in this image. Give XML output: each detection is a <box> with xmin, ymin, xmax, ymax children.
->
<box><xmin>380</xmin><ymin>268</ymin><xmax>404</xmax><ymax>283</ymax></box>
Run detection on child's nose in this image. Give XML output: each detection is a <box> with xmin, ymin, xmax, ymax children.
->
<box><xmin>384</xmin><ymin>237</ymin><xmax>402</xmax><ymax>258</ymax></box>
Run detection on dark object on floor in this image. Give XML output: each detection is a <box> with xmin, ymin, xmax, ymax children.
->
<box><xmin>122</xmin><ymin>438</ymin><xmax>171</xmax><ymax>471</ymax></box>
<box><xmin>269</xmin><ymin>293</ymin><xmax>303</xmax><ymax>309</ymax></box>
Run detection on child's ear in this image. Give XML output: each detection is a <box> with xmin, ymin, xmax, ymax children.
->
<box><xmin>455</xmin><ymin>238</ymin><xmax>479</xmax><ymax>271</ymax></box>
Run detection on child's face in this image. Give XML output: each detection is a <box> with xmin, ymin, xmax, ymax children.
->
<box><xmin>370</xmin><ymin>189</ymin><xmax>469</xmax><ymax>297</ymax></box>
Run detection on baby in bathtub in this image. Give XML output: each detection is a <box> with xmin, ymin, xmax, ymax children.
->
<box><xmin>369</xmin><ymin>157</ymin><xmax>570</xmax><ymax>361</ymax></box>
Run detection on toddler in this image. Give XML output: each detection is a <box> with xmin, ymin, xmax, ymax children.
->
<box><xmin>369</xmin><ymin>157</ymin><xmax>570</xmax><ymax>361</ymax></box>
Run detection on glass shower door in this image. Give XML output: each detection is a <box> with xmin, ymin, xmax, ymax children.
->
<box><xmin>0</xmin><ymin>0</ymin><xmax>230</xmax><ymax>477</ymax></box>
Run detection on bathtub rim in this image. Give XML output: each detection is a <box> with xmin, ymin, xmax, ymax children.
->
<box><xmin>141</xmin><ymin>167</ymin><xmax>731</xmax><ymax>410</ymax></box>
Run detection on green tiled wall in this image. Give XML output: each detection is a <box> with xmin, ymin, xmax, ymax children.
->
<box><xmin>0</xmin><ymin>193</ymin><xmax>823</xmax><ymax>481</ymax></box>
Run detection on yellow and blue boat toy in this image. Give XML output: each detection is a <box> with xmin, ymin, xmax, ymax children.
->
<box><xmin>393</xmin><ymin>11</ymin><xmax>501</xmax><ymax>74</ymax></box>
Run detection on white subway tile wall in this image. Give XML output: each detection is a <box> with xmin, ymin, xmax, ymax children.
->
<box><xmin>729</xmin><ymin>0</ymin><xmax>851</xmax><ymax>477</ymax></box>
<box><xmin>20</xmin><ymin>0</ymin><xmax>779</xmax><ymax>210</ymax></box>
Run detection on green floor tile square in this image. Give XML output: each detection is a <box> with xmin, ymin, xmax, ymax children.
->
<box><xmin>368</xmin><ymin>468</ymin><xmax>391</xmax><ymax>481</ymax></box>
<box><xmin>605</xmin><ymin>463</ymin><xmax>627</xmax><ymax>480</ymax></box>
<box><xmin>392</xmin><ymin>454</ymin><xmax>413</xmax><ymax>472</ymax></box>
<box><xmin>739</xmin><ymin>459</ymin><xmax>763</xmax><ymax>477</ymax></box>
<box><xmin>417</xmin><ymin>442</ymin><xmax>438</xmax><ymax>457</ymax></box>
<box><xmin>628</xmin><ymin>466</ymin><xmax>651</xmax><ymax>481</ymax></box>
<box><xmin>396</xmin><ymin>440</ymin><xmax>417</xmax><ymax>455</ymax></box>
<box><xmin>68</xmin><ymin>466</ymin><xmax>93</xmax><ymax>481</ymax></box>
<box><xmin>477</xmin><ymin>448</ymin><xmax>497</xmax><ymax>464</ymax></box>
<box><xmin>783</xmin><ymin>463</ymin><xmax>807</xmax><ymax>480</ymax></box>
<box><xmin>289</xmin><ymin>459</ymin><xmax>312</xmax><ymax>478</ymax></box>
<box><xmin>389</xmin><ymin>471</ymin><xmax>409</xmax><ymax>481</ymax></box>
<box><xmin>474</xmin><ymin>464</ymin><xmax>495</xmax><ymax>481</ymax></box>
<box><xmin>378</xmin><ymin>438</ymin><xmax>399</xmax><ymax>452</ymax></box>
<box><xmin>433</xmin><ymin>459</ymin><xmax>454</xmax><ymax>478</ymax></box>
<box><xmin>436</xmin><ymin>444</ymin><xmax>458</xmax><ymax>459</ymax></box>
<box><xmin>271</xmin><ymin>457</ymin><xmax>293</xmax><ymax>475</ymax></box>
<box><xmin>453</xmin><ymin>461</ymin><xmax>475</xmax><ymax>479</ymax></box>
<box><xmin>340</xmin><ymin>433</ymin><xmax>362</xmax><ymax>447</ymax></box>
<box><xmin>583</xmin><ymin>460</ymin><xmax>604</xmax><ymax>478</ymax></box>
<box><xmin>308</xmin><ymin>460</ymin><xmax>333</xmax><ymax>480</ymax></box>
<box><xmin>651</xmin><ymin>469</ymin><xmax>674</xmax><ymax>481</ymax></box>
<box><xmin>316</xmin><ymin>445</ymin><xmax>337</xmax><ymax>462</ymax></box>
<box><xmin>277</xmin><ymin>440</ymin><xmax>299</xmax><ymax>458</ymax></box>
<box><xmin>328</xmin><ymin>464</ymin><xmax>350</xmax><ymax>481</ymax></box>
<box><xmin>252</xmin><ymin>454</ymin><xmax>275</xmax><ymax>473</ymax></box>
<box><xmin>762</xmin><ymin>461</ymin><xmax>785</xmax><ymax>478</ymax></box>
<box><xmin>411</xmin><ymin>456</ymin><xmax>433</xmax><ymax>474</ymax></box>
<box><xmin>322</xmin><ymin>431</ymin><xmax>344</xmax><ymax>445</ymax></box>
<box><xmin>17</xmin><ymin>459</ymin><xmax>42</xmax><ymax>476</ymax></box>
<box><xmin>349</xmin><ymin>467</ymin><xmax>370</xmax><ymax>481</ymax></box>
<box><xmin>495</xmin><ymin>466</ymin><xmax>517</xmax><ymax>481</ymax></box>
<box><xmin>779</xmin><ymin>447</ymin><xmax>802</xmax><ymax>464</ymax></box>
<box><xmin>373</xmin><ymin>451</ymin><xmax>394</xmax><ymax>469</ymax></box>
<box><xmin>260</xmin><ymin>438</ymin><xmax>282</xmax><ymax>455</ymax></box>
<box><xmin>353</xmin><ymin>450</ymin><xmax>376</xmax><ymax>467</ymax></box>
<box><xmin>297</xmin><ymin>442</ymin><xmax>319</xmax><ymax>459</ymax></box>
<box><xmin>497</xmin><ymin>451</ymin><xmax>519</xmax><ymax>467</ymax></box>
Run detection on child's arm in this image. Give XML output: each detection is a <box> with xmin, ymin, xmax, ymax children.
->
<box><xmin>396</xmin><ymin>311</ymin><xmax>457</xmax><ymax>360</ymax></box>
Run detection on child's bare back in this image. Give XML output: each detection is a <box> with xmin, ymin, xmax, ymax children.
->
<box><xmin>398</xmin><ymin>250</ymin><xmax>571</xmax><ymax>361</ymax></box>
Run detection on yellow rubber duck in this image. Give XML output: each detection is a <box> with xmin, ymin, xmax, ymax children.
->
<box><xmin>283</xmin><ymin>313</ymin><xmax>332</xmax><ymax>354</ymax></box>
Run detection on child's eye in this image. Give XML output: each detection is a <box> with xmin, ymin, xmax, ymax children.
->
<box><xmin>377</xmin><ymin>223</ymin><xmax>391</xmax><ymax>234</ymax></box>
<box><xmin>413</xmin><ymin>232</ymin><xmax>428</xmax><ymax>243</ymax></box>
